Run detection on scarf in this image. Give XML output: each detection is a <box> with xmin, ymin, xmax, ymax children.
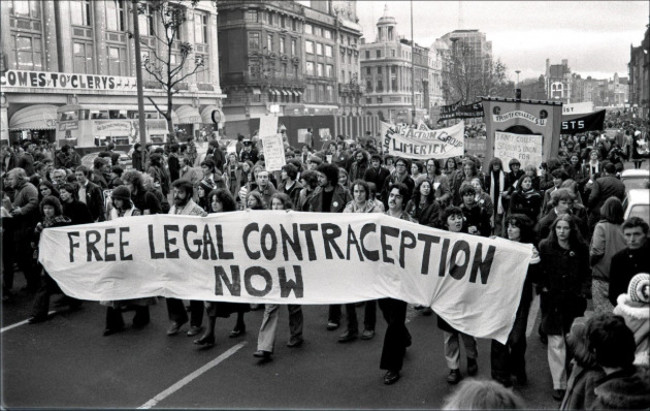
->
<box><xmin>489</xmin><ymin>170</ymin><xmax>505</xmax><ymax>215</ymax></box>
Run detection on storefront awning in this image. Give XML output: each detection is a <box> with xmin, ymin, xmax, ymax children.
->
<box><xmin>175</xmin><ymin>105</ymin><xmax>202</xmax><ymax>124</ymax></box>
<box><xmin>282</xmin><ymin>90</ymin><xmax>290</xmax><ymax>96</ymax></box>
<box><xmin>292</xmin><ymin>91</ymin><xmax>299</xmax><ymax>97</ymax></box>
<box><xmin>9</xmin><ymin>104</ymin><xmax>58</xmax><ymax>130</ymax></box>
<box><xmin>270</xmin><ymin>89</ymin><xmax>279</xmax><ymax>95</ymax></box>
<box><xmin>200</xmin><ymin>105</ymin><xmax>225</xmax><ymax>125</ymax></box>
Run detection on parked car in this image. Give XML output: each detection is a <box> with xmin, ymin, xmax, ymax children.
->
<box><xmin>621</xmin><ymin>169</ymin><xmax>650</xmax><ymax>192</ymax></box>
<box><xmin>81</xmin><ymin>151</ymin><xmax>133</xmax><ymax>170</ymax></box>
<box><xmin>623</xmin><ymin>189</ymin><xmax>649</xmax><ymax>224</ymax></box>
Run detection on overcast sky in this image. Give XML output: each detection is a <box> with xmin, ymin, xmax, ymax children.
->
<box><xmin>355</xmin><ymin>1</ymin><xmax>649</xmax><ymax>81</ymax></box>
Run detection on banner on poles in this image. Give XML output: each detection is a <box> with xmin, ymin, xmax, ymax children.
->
<box><xmin>494</xmin><ymin>131</ymin><xmax>543</xmax><ymax>168</ymax></box>
<box><xmin>381</xmin><ymin>121</ymin><xmax>465</xmax><ymax>159</ymax></box>
<box><xmin>38</xmin><ymin>212</ymin><xmax>533</xmax><ymax>343</ymax></box>
<box><xmin>438</xmin><ymin>100</ymin><xmax>484</xmax><ymax>122</ymax></box>
<box><xmin>560</xmin><ymin>110</ymin><xmax>606</xmax><ymax>135</ymax></box>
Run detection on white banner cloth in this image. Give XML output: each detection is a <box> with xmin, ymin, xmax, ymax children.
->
<box><xmin>381</xmin><ymin>121</ymin><xmax>465</xmax><ymax>159</ymax></box>
<box><xmin>494</xmin><ymin>131</ymin><xmax>544</xmax><ymax>169</ymax></box>
<box><xmin>38</xmin><ymin>211</ymin><xmax>532</xmax><ymax>343</ymax></box>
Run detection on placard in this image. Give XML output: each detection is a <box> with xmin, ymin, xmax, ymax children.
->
<box><xmin>494</xmin><ymin>131</ymin><xmax>543</xmax><ymax>167</ymax></box>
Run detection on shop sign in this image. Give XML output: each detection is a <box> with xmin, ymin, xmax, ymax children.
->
<box><xmin>0</xmin><ymin>69</ymin><xmax>137</xmax><ymax>92</ymax></box>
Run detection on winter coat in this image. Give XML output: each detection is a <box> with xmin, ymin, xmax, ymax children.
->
<box><xmin>308</xmin><ymin>185</ymin><xmax>352</xmax><ymax>213</ymax></box>
<box><xmin>608</xmin><ymin>243</ymin><xmax>650</xmax><ymax>306</ymax></box>
<box><xmin>613</xmin><ymin>294</ymin><xmax>649</xmax><ymax>367</ymax></box>
<box><xmin>591</xmin><ymin>367</ymin><xmax>650</xmax><ymax>410</ymax></box>
<box><xmin>508</xmin><ymin>188</ymin><xmax>543</xmax><ymax>221</ymax></box>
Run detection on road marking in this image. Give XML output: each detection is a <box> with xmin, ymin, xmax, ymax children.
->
<box><xmin>138</xmin><ymin>342</ymin><xmax>247</xmax><ymax>409</ymax></box>
<box><xmin>526</xmin><ymin>294</ymin><xmax>540</xmax><ymax>338</ymax></box>
<box><xmin>0</xmin><ymin>311</ymin><xmax>57</xmax><ymax>334</ymax></box>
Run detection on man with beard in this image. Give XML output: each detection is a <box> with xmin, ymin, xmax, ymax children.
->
<box><xmin>380</xmin><ymin>183</ymin><xmax>414</xmax><ymax>385</ymax></box>
<box><xmin>165</xmin><ymin>179</ymin><xmax>208</xmax><ymax>337</ymax></box>
<box><xmin>250</xmin><ymin>169</ymin><xmax>276</xmax><ymax>208</ymax></box>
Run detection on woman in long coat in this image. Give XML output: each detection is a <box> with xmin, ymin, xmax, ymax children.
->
<box><xmin>538</xmin><ymin>214</ymin><xmax>590</xmax><ymax>400</ymax></box>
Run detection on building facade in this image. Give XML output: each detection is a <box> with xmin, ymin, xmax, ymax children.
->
<box><xmin>545</xmin><ymin>58</ymin><xmax>572</xmax><ymax>103</ymax></box>
<box><xmin>359</xmin><ymin>6</ymin><xmax>428</xmax><ymax>124</ymax></box>
<box><xmin>628</xmin><ymin>27</ymin><xmax>649</xmax><ymax>120</ymax></box>
<box><xmin>1</xmin><ymin>0</ymin><xmax>225</xmax><ymax>146</ymax></box>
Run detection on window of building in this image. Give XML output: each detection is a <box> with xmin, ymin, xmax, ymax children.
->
<box><xmin>318</xmin><ymin>85</ymin><xmax>325</xmax><ymax>102</ymax></box>
<box><xmin>245</xmin><ymin>10</ymin><xmax>258</xmax><ymax>22</ymax></box>
<box><xmin>140</xmin><ymin>50</ymin><xmax>154</xmax><ymax>81</ymax></box>
<box><xmin>279</xmin><ymin>37</ymin><xmax>285</xmax><ymax>54</ymax></box>
<box><xmin>267</xmin><ymin>33</ymin><xmax>273</xmax><ymax>50</ymax></box>
<box><xmin>326</xmin><ymin>64</ymin><xmax>333</xmax><ymax>78</ymax></box>
<box><xmin>10</xmin><ymin>0</ymin><xmax>40</xmax><ymax>18</ymax></box>
<box><xmin>105</xmin><ymin>0</ymin><xmax>125</xmax><ymax>32</ymax></box>
<box><xmin>194</xmin><ymin>11</ymin><xmax>208</xmax><ymax>44</ymax></box>
<box><xmin>377</xmin><ymin>80</ymin><xmax>383</xmax><ymax>92</ymax></box>
<box><xmin>325</xmin><ymin>45</ymin><xmax>332</xmax><ymax>57</ymax></box>
<box><xmin>248</xmin><ymin>32</ymin><xmax>260</xmax><ymax>50</ymax></box>
<box><xmin>326</xmin><ymin>85</ymin><xmax>333</xmax><ymax>102</ymax></box>
<box><xmin>281</xmin><ymin>15</ymin><xmax>286</xmax><ymax>28</ymax></box>
<box><xmin>138</xmin><ymin>4</ymin><xmax>155</xmax><ymax>36</ymax></box>
<box><xmin>391</xmin><ymin>49</ymin><xmax>396</xmax><ymax>57</ymax></box>
<box><xmin>107</xmin><ymin>45</ymin><xmax>127</xmax><ymax>75</ymax></box>
<box><xmin>306</xmin><ymin>84</ymin><xmax>315</xmax><ymax>101</ymax></box>
<box><xmin>377</xmin><ymin>66</ymin><xmax>382</xmax><ymax>74</ymax></box>
<box><xmin>388</xmin><ymin>27</ymin><xmax>393</xmax><ymax>41</ymax></box>
<box><xmin>366</xmin><ymin>67</ymin><xmax>371</xmax><ymax>75</ymax></box>
<box><xmin>392</xmin><ymin>79</ymin><xmax>397</xmax><ymax>90</ymax></box>
<box><xmin>324</xmin><ymin>29</ymin><xmax>331</xmax><ymax>39</ymax></box>
<box><xmin>13</xmin><ymin>34</ymin><xmax>42</xmax><ymax>71</ymax></box>
<box><xmin>365</xmin><ymin>50</ymin><xmax>370</xmax><ymax>59</ymax></box>
<box><xmin>306</xmin><ymin>61</ymin><xmax>314</xmax><ymax>75</ymax></box>
<box><xmin>391</xmin><ymin>66</ymin><xmax>396</xmax><ymax>73</ymax></box>
<box><xmin>315</xmin><ymin>27</ymin><xmax>322</xmax><ymax>37</ymax></box>
<box><xmin>316</xmin><ymin>43</ymin><xmax>323</xmax><ymax>55</ymax></box>
<box><xmin>305</xmin><ymin>40</ymin><xmax>314</xmax><ymax>54</ymax></box>
<box><xmin>196</xmin><ymin>55</ymin><xmax>209</xmax><ymax>83</ymax></box>
<box><xmin>304</xmin><ymin>24</ymin><xmax>313</xmax><ymax>34</ymax></box>
<box><xmin>317</xmin><ymin>63</ymin><xmax>323</xmax><ymax>77</ymax></box>
<box><xmin>73</xmin><ymin>41</ymin><xmax>93</xmax><ymax>73</ymax></box>
<box><xmin>341</xmin><ymin>70</ymin><xmax>346</xmax><ymax>82</ymax></box>
<box><xmin>376</xmin><ymin>50</ymin><xmax>381</xmax><ymax>58</ymax></box>
<box><xmin>71</xmin><ymin>0</ymin><xmax>92</xmax><ymax>26</ymax></box>
<box><xmin>366</xmin><ymin>80</ymin><xmax>372</xmax><ymax>92</ymax></box>
<box><xmin>292</xmin><ymin>19</ymin><xmax>297</xmax><ymax>31</ymax></box>
<box><xmin>291</xmin><ymin>38</ymin><xmax>297</xmax><ymax>55</ymax></box>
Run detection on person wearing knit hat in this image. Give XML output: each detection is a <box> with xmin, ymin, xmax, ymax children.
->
<box><xmin>613</xmin><ymin>273</ymin><xmax>649</xmax><ymax>367</ymax></box>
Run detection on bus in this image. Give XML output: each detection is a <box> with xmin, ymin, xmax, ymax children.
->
<box><xmin>56</xmin><ymin>104</ymin><xmax>169</xmax><ymax>152</ymax></box>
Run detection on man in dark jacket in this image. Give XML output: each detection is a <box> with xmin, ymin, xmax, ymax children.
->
<box><xmin>309</xmin><ymin>163</ymin><xmax>352</xmax><ymax>331</ymax></box>
<box><xmin>75</xmin><ymin>165</ymin><xmax>105</xmax><ymax>222</ymax></box>
<box><xmin>381</xmin><ymin>157</ymin><xmax>415</xmax><ymax>208</ymax></box>
<box><xmin>608</xmin><ymin>217</ymin><xmax>650</xmax><ymax>306</ymax></box>
<box><xmin>587</xmin><ymin>162</ymin><xmax>625</xmax><ymax>231</ymax></box>
<box><xmin>363</xmin><ymin>154</ymin><xmax>390</xmax><ymax>192</ymax></box>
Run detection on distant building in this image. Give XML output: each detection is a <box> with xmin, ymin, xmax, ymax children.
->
<box><xmin>545</xmin><ymin>59</ymin><xmax>572</xmax><ymax>103</ymax></box>
<box><xmin>628</xmin><ymin>27</ymin><xmax>649</xmax><ymax>120</ymax></box>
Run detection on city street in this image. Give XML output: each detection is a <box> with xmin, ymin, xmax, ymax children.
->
<box><xmin>2</xmin><ymin>277</ymin><xmax>559</xmax><ymax>409</ymax></box>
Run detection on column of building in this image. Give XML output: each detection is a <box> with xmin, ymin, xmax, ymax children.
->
<box><xmin>42</xmin><ymin>1</ymin><xmax>59</xmax><ymax>72</ymax></box>
<box><xmin>208</xmin><ymin>7</ymin><xmax>221</xmax><ymax>94</ymax></box>
<box><xmin>93</xmin><ymin>1</ymin><xmax>107</xmax><ymax>75</ymax></box>
<box><xmin>55</xmin><ymin>1</ymin><xmax>73</xmax><ymax>73</ymax></box>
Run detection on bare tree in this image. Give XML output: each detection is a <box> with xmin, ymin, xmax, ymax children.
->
<box><xmin>131</xmin><ymin>0</ymin><xmax>204</xmax><ymax>141</ymax></box>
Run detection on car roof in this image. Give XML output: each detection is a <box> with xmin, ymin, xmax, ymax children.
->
<box><xmin>621</xmin><ymin>169</ymin><xmax>650</xmax><ymax>178</ymax></box>
<box><xmin>626</xmin><ymin>189</ymin><xmax>650</xmax><ymax>203</ymax></box>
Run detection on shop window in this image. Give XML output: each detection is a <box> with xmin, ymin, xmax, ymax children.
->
<box><xmin>105</xmin><ymin>0</ymin><xmax>126</xmax><ymax>32</ymax></box>
<box><xmin>71</xmin><ymin>0</ymin><xmax>92</xmax><ymax>26</ymax></box>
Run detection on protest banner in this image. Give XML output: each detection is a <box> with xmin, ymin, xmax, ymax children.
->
<box><xmin>258</xmin><ymin>114</ymin><xmax>279</xmax><ymax>140</ymax></box>
<box><xmin>381</xmin><ymin>121</ymin><xmax>465</xmax><ymax>159</ymax></box>
<box><xmin>560</xmin><ymin>110</ymin><xmax>606</xmax><ymax>135</ymax></box>
<box><xmin>261</xmin><ymin>134</ymin><xmax>286</xmax><ymax>171</ymax></box>
<box><xmin>494</xmin><ymin>131</ymin><xmax>543</xmax><ymax>168</ymax></box>
<box><xmin>438</xmin><ymin>100</ymin><xmax>484</xmax><ymax>122</ymax></box>
<box><xmin>38</xmin><ymin>212</ymin><xmax>532</xmax><ymax>343</ymax></box>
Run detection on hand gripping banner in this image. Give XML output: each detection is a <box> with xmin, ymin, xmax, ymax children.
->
<box><xmin>38</xmin><ymin>211</ymin><xmax>532</xmax><ymax>343</ymax></box>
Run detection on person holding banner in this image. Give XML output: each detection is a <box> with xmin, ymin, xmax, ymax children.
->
<box><xmin>538</xmin><ymin>214</ymin><xmax>590</xmax><ymax>401</ymax></box>
<box><xmin>101</xmin><ymin>186</ymin><xmax>156</xmax><ymax>336</ymax></box>
<box><xmin>379</xmin><ymin>183</ymin><xmax>414</xmax><ymax>385</ymax></box>
<box><xmin>338</xmin><ymin>180</ymin><xmax>383</xmax><ymax>343</ymax></box>
<box><xmin>309</xmin><ymin>163</ymin><xmax>353</xmax><ymax>331</ymax></box>
<box><xmin>253</xmin><ymin>193</ymin><xmax>304</xmax><ymax>359</ymax></box>
<box><xmin>195</xmin><ymin>189</ymin><xmax>251</xmax><ymax>349</ymax></box>
<box><xmin>436</xmin><ymin>206</ymin><xmax>479</xmax><ymax>385</ymax></box>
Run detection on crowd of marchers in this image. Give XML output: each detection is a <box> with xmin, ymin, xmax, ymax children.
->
<box><xmin>1</xmin><ymin>113</ymin><xmax>649</xmax><ymax>409</ymax></box>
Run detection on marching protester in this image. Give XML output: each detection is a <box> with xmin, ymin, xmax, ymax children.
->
<box><xmin>425</xmin><ymin>158</ymin><xmax>451</xmax><ymax>206</ymax></box>
<box><xmin>381</xmin><ymin>157</ymin><xmax>415</xmax><ymax>209</ymax></box>
<box><xmin>253</xmin><ymin>193</ymin><xmax>304</xmax><ymax>359</ymax></box>
<box><xmin>379</xmin><ymin>183</ymin><xmax>414</xmax><ymax>385</ymax></box>
<box><xmin>586</xmin><ymin>162</ymin><xmax>625</xmax><ymax>232</ymax></box>
<box><xmin>508</xmin><ymin>174</ymin><xmax>543</xmax><ymax>223</ymax></box>
<box><xmin>121</xmin><ymin>170</ymin><xmax>162</xmax><ymax>215</ymax></box>
<box><xmin>74</xmin><ymin>166</ymin><xmax>105</xmax><ymax>222</ymax></box>
<box><xmin>195</xmin><ymin>188</ymin><xmax>250</xmax><ymax>348</ymax></box>
<box><xmin>608</xmin><ymin>217</ymin><xmax>650</xmax><ymax>306</ymax></box>
<box><xmin>435</xmin><ymin>206</ymin><xmax>479</xmax><ymax>385</ymax></box>
<box><xmin>459</xmin><ymin>183</ymin><xmax>491</xmax><ymax>237</ymax></box>
<box><xmin>538</xmin><ymin>214</ymin><xmax>591</xmax><ymax>401</ymax></box>
<box><xmin>101</xmin><ymin>186</ymin><xmax>156</xmax><ymax>336</ymax></box>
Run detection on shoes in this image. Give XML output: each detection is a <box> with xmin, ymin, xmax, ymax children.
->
<box><xmin>383</xmin><ymin>370</ymin><xmax>401</xmax><ymax>385</ymax></box>
<box><xmin>193</xmin><ymin>334</ymin><xmax>215</xmax><ymax>348</ymax></box>
<box><xmin>186</xmin><ymin>326</ymin><xmax>203</xmax><ymax>337</ymax></box>
<box><xmin>447</xmin><ymin>369</ymin><xmax>462</xmax><ymax>385</ymax></box>
<box><xmin>253</xmin><ymin>350</ymin><xmax>272</xmax><ymax>359</ymax></box>
<box><xmin>552</xmin><ymin>389</ymin><xmax>566</xmax><ymax>401</ymax></box>
<box><xmin>286</xmin><ymin>338</ymin><xmax>304</xmax><ymax>348</ymax></box>
<box><xmin>338</xmin><ymin>331</ymin><xmax>358</xmax><ymax>343</ymax></box>
<box><xmin>467</xmin><ymin>358</ymin><xmax>478</xmax><ymax>376</ymax></box>
<box><xmin>28</xmin><ymin>315</ymin><xmax>48</xmax><ymax>324</ymax></box>
<box><xmin>166</xmin><ymin>321</ymin><xmax>187</xmax><ymax>336</ymax></box>
<box><xmin>229</xmin><ymin>327</ymin><xmax>245</xmax><ymax>338</ymax></box>
<box><xmin>361</xmin><ymin>329</ymin><xmax>375</xmax><ymax>340</ymax></box>
<box><xmin>103</xmin><ymin>326</ymin><xmax>124</xmax><ymax>336</ymax></box>
<box><xmin>421</xmin><ymin>307</ymin><xmax>434</xmax><ymax>316</ymax></box>
<box><xmin>326</xmin><ymin>321</ymin><xmax>340</xmax><ymax>331</ymax></box>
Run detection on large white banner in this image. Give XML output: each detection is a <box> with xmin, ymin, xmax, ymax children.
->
<box><xmin>39</xmin><ymin>212</ymin><xmax>532</xmax><ymax>343</ymax></box>
<box><xmin>494</xmin><ymin>131</ymin><xmax>543</xmax><ymax>168</ymax></box>
<box><xmin>381</xmin><ymin>121</ymin><xmax>465</xmax><ymax>159</ymax></box>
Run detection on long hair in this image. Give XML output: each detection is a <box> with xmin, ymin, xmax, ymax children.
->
<box><xmin>246</xmin><ymin>190</ymin><xmax>266</xmax><ymax>210</ymax></box>
<box><xmin>546</xmin><ymin>214</ymin><xmax>586</xmax><ymax>249</ymax></box>
<box><xmin>270</xmin><ymin>192</ymin><xmax>294</xmax><ymax>210</ymax></box>
<box><xmin>209</xmin><ymin>188</ymin><xmax>237</xmax><ymax>212</ymax></box>
<box><xmin>503</xmin><ymin>214</ymin><xmax>535</xmax><ymax>244</ymax></box>
<box><xmin>412</xmin><ymin>180</ymin><xmax>434</xmax><ymax>206</ymax></box>
<box><xmin>599</xmin><ymin>197</ymin><xmax>624</xmax><ymax>225</ymax></box>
